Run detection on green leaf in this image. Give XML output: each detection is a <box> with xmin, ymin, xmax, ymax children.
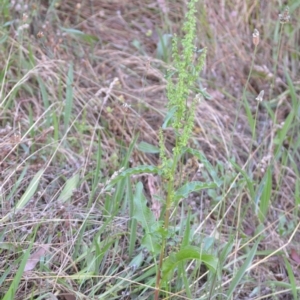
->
<box><xmin>283</xmin><ymin>256</ymin><xmax>297</xmax><ymax>299</ymax></box>
<box><xmin>219</xmin><ymin>238</ymin><xmax>234</xmax><ymax>264</ymax></box>
<box><xmin>7</xmin><ymin>166</ymin><xmax>28</xmax><ymax>202</ymax></box>
<box><xmin>16</xmin><ymin>169</ymin><xmax>43</xmax><ymax>210</ymax></box>
<box><xmin>274</xmin><ymin>111</ymin><xmax>294</xmax><ymax>156</ymax></box>
<box><xmin>162</xmin><ymin>106</ymin><xmax>177</xmax><ymax>129</ymax></box>
<box><xmin>142</xmin><ymin>233</ymin><xmax>161</xmax><ymax>255</ymax></box>
<box><xmin>37</xmin><ymin>78</ymin><xmax>50</xmax><ymax>126</ymax></box>
<box><xmin>258</xmin><ymin>167</ymin><xmax>272</xmax><ymax>222</ymax></box>
<box><xmin>3</xmin><ymin>248</ymin><xmax>31</xmax><ymax>300</ymax></box>
<box><xmin>0</xmin><ymin>169</ymin><xmax>44</xmax><ymax>224</ymax></box>
<box><xmin>174</xmin><ymin>181</ymin><xmax>217</xmax><ymax>202</ymax></box>
<box><xmin>132</xmin><ymin>182</ymin><xmax>155</xmax><ymax>229</ymax></box>
<box><xmin>0</xmin><ymin>266</ymin><xmax>11</xmax><ymax>288</ymax></box>
<box><xmin>58</xmin><ymin>173</ymin><xmax>80</xmax><ymax>203</ymax></box>
<box><xmin>0</xmin><ymin>33</ymin><xmax>8</xmax><ymax>44</ymax></box>
<box><xmin>156</xmin><ymin>32</ymin><xmax>172</xmax><ymax>62</ymax></box>
<box><xmin>92</xmin><ymin>239</ymin><xmax>114</xmax><ymax>274</ymax></box>
<box><xmin>230</xmin><ymin>159</ymin><xmax>255</xmax><ymax>199</ymax></box>
<box><xmin>285</xmin><ymin>69</ymin><xmax>298</xmax><ymax>110</ymax></box>
<box><xmin>2</xmin><ymin>229</ymin><xmax>37</xmax><ymax>300</ymax></box>
<box><xmin>131</xmin><ymin>39</ymin><xmax>146</xmax><ymax>55</ymax></box>
<box><xmin>64</xmin><ymin>63</ymin><xmax>74</xmax><ymax>134</ymax></box>
<box><xmin>137</xmin><ymin>141</ymin><xmax>160</xmax><ymax>154</ymax></box>
<box><xmin>227</xmin><ymin>238</ymin><xmax>260</xmax><ymax>298</ymax></box>
<box><xmin>182</xmin><ymin>210</ymin><xmax>191</xmax><ymax>248</ymax></box>
<box><xmin>132</xmin><ymin>182</ymin><xmax>159</xmax><ymax>254</ymax></box>
<box><xmin>59</xmin><ymin>27</ymin><xmax>99</xmax><ymax>44</ymax></box>
<box><xmin>127</xmin><ymin>177</ymin><xmax>137</xmax><ymax>258</ymax></box>
<box><xmin>162</xmin><ymin>246</ymin><xmax>218</xmax><ymax>282</ymax></box>
<box><xmin>243</xmin><ymin>94</ymin><xmax>255</xmax><ymax>137</ymax></box>
<box><xmin>129</xmin><ymin>251</ymin><xmax>144</xmax><ymax>269</ymax></box>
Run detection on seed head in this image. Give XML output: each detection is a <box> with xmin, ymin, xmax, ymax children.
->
<box><xmin>22</xmin><ymin>13</ymin><xmax>28</xmax><ymax>22</ymax></box>
<box><xmin>37</xmin><ymin>31</ymin><xmax>44</xmax><ymax>38</ymax></box>
<box><xmin>256</xmin><ymin>90</ymin><xmax>264</xmax><ymax>102</ymax></box>
<box><xmin>252</xmin><ymin>29</ymin><xmax>260</xmax><ymax>46</ymax></box>
<box><xmin>279</xmin><ymin>7</ymin><xmax>290</xmax><ymax>24</ymax></box>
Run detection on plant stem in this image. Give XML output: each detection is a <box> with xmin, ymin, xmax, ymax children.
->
<box><xmin>155</xmin><ymin>153</ymin><xmax>178</xmax><ymax>299</ymax></box>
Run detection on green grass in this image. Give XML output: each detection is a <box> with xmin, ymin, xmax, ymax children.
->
<box><xmin>0</xmin><ymin>1</ymin><xmax>300</xmax><ymax>299</ymax></box>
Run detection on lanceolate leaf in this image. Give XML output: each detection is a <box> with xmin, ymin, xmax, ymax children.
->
<box><xmin>162</xmin><ymin>246</ymin><xmax>218</xmax><ymax>282</ymax></box>
<box><xmin>60</xmin><ymin>27</ymin><xmax>99</xmax><ymax>44</ymax></box>
<box><xmin>58</xmin><ymin>173</ymin><xmax>80</xmax><ymax>203</ymax></box>
<box><xmin>258</xmin><ymin>167</ymin><xmax>272</xmax><ymax>222</ymax></box>
<box><xmin>132</xmin><ymin>182</ymin><xmax>159</xmax><ymax>254</ymax></box>
<box><xmin>182</xmin><ymin>211</ymin><xmax>191</xmax><ymax>248</ymax></box>
<box><xmin>174</xmin><ymin>181</ymin><xmax>217</xmax><ymax>202</ymax></box>
<box><xmin>136</xmin><ymin>141</ymin><xmax>160</xmax><ymax>154</ymax></box>
<box><xmin>162</xmin><ymin>106</ymin><xmax>177</xmax><ymax>129</ymax></box>
<box><xmin>0</xmin><ymin>169</ymin><xmax>43</xmax><ymax>224</ymax></box>
<box><xmin>132</xmin><ymin>182</ymin><xmax>155</xmax><ymax>228</ymax></box>
<box><xmin>17</xmin><ymin>169</ymin><xmax>44</xmax><ymax>210</ymax></box>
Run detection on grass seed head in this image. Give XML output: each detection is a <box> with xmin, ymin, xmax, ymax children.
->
<box><xmin>22</xmin><ymin>13</ymin><xmax>28</xmax><ymax>22</ymax></box>
<box><xmin>255</xmin><ymin>90</ymin><xmax>264</xmax><ymax>102</ymax></box>
<box><xmin>279</xmin><ymin>7</ymin><xmax>290</xmax><ymax>24</ymax></box>
<box><xmin>252</xmin><ymin>29</ymin><xmax>260</xmax><ymax>46</ymax></box>
<box><xmin>37</xmin><ymin>31</ymin><xmax>44</xmax><ymax>38</ymax></box>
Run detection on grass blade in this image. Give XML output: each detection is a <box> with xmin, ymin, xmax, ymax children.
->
<box><xmin>58</xmin><ymin>173</ymin><xmax>80</xmax><ymax>203</ymax></box>
<box><xmin>258</xmin><ymin>167</ymin><xmax>272</xmax><ymax>222</ymax></box>
<box><xmin>283</xmin><ymin>256</ymin><xmax>298</xmax><ymax>299</ymax></box>
<box><xmin>2</xmin><ymin>228</ymin><xmax>37</xmax><ymax>300</ymax></box>
<box><xmin>0</xmin><ymin>169</ymin><xmax>44</xmax><ymax>223</ymax></box>
<box><xmin>64</xmin><ymin>63</ymin><xmax>74</xmax><ymax>134</ymax></box>
<box><xmin>227</xmin><ymin>238</ymin><xmax>260</xmax><ymax>298</ymax></box>
<box><xmin>127</xmin><ymin>177</ymin><xmax>137</xmax><ymax>258</ymax></box>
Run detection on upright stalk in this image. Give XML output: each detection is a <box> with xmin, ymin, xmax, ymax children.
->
<box><xmin>154</xmin><ymin>0</ymin><xmax>207</xmax><ymax>297</ymax></box>
<box><xmin>154</xmin><ymin>153</ymin><xmax>178</xmax><ymax>299</ymax></box>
